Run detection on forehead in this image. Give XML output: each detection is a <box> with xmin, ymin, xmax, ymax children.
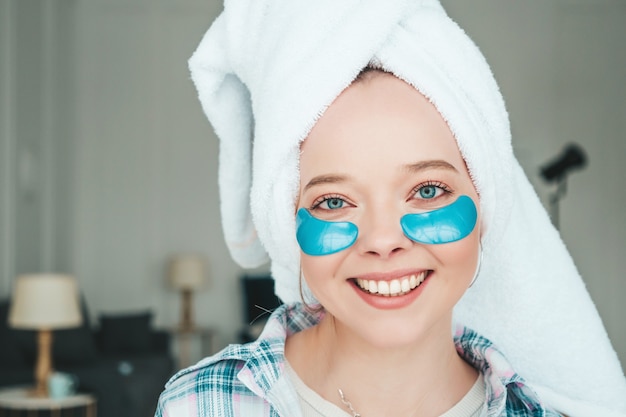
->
<box><xmin>299</xmin><ymin>72</ymin><xmax>467</xmax><ymax>179</ymax></box>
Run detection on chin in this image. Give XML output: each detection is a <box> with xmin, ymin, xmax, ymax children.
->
<box><xmin>343</xmin><ymin>313</ymin><xmax>446</xmax><ymax>350</ymax></box>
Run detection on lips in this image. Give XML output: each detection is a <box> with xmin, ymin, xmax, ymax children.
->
<box><xmin>355</xmin><ymin>271</ymin><xmax>429</xmax><ymax>297</ymax></box>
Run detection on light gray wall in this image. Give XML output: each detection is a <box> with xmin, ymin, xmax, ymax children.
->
<box><xmin>0</xmin><ymin>0</ymin><xmax>16</xmax><ymax>296</ymax></box>
<box><xmin>70</xmin><ymin>0</ymin><xmax>248</xmax><ymax>346</ymax></box>
<box><xmin>0</xmin><ymin>0</ymin><xmax>74</xmax><ymax>295</ymax></box>
<box><xmin>14</xmin><ymin>0</ymin><xmax>45</xmax><ymax>274</ymax></box>
<box><xmin>1</xmin><ymin>0</ymin><xmax>624</xmax><ymax>365</ymax></box>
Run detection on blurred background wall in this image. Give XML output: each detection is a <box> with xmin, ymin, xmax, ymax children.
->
<box><xmin>1</xmin><ymin>0</ymin><xmax>624</xmax><ymax>365</ymax></box>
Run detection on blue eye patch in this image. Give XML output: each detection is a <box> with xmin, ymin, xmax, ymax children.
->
<box><xmin>296</xmin><ymin>195</ymin><xmax>477</xmax><ymax>256</ymax></box>
<box><xmin>400</xmin><ymin>195</ymin><xmax>477</xmax><ymax>244</ymax></box>
<box><xmin>296</xmin><ymin>209</ymin><xmax>358</xmax><ymax>256</ymax></box>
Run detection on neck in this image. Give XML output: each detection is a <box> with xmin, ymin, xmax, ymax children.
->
<box><xmin>285</xmin><ymin>312</ymin><xmax>477</xmax><ymax>417</ymax></box>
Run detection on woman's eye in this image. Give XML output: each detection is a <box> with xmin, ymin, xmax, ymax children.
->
<box><xmin>418</xmin><ymin>185</ymin><xmax>440</xmax><ymax>199</ymax></box>
<box><xmin>413</xmin><ymin>183</ymin><xmax>450</xmax><ymax>200</ymax></box>
<box><xmin>320</xmin><ymin>197</ymin><xmax>345</xmax><ymax>210</ymax></box>
<box><xmin>310</xmin><ymin>195</ymin><xmax>350</xmax><ymax>211</ymax></box>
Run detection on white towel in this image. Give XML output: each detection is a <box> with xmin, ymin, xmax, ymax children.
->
<box><xmin>188</xmin><ymin>1</ymin><xmax>626</xmax><ymax>415</ymax></box>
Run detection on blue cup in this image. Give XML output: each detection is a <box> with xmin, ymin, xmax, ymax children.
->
<box><xmin>48</xmin><ymin>372</ymin><xmax>78</xmax><ymax>399</ymax></box>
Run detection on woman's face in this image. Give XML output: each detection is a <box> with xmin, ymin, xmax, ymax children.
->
<box><xmin>297</xmin><ymin>72</ymin><xmax>481</xmax><ymax>348</ymax></box>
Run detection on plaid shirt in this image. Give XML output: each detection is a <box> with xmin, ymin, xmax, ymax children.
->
<box><xmin>155</xmin><ymin>304</ymin><xmax>562</xmax><ymax>417</ymax></box>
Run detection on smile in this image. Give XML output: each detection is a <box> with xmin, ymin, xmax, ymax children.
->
<box><xmin>354</xmin><ymin>271</ymin><xmax>429</xmax><ymax>297</ymax></box>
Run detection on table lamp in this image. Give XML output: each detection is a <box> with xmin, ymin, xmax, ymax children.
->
<box><xmin>168</xmin><ymin>255</ymin><xmax>207</xmax><ymax>332</ymax></box>
<box><xmin>8</xmin><ymin>274</ymin><xmax>82</xmax><ymax>397</ymax></box>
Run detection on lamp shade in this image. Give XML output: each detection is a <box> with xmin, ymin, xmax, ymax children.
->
<box><xmin>168</xmin><ymin>255</ymin><xmax>207</xmax><ymax>290</ymax></box>
<box><xmin>8</xmin><ymin>274</ymin><xmax>82</xmax><ymax>330</ymax></box>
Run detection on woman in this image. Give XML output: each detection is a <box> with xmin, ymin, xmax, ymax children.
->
<box><xmin>286</xmin><ymin>68</ymin><xmax>497</xmax><ymax>416</ymax></box>
<box><xmin>156</xmin><ymin>1</ymin><xmax>626</xmax><ymax>416</ymax></box>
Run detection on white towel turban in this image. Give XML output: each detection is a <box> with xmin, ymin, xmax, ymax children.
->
<box><xmin>188</xmin><ymin>0</ymin><xmax>626</xmax><ymax>415</ymax></box>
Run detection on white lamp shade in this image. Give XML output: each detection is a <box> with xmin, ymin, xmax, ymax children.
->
<box><xmin>168</xmin><ymin>255</ymin><xmax>207</xmax><ymax>290</ymax></box>
<box><xmin>8</xmin><ymin>274</ymin><xmax>82</xmax><ymax>330</ymax></box>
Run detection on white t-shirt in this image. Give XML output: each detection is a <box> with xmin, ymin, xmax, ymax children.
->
<box><xmin>285</xmin><ymin>362</ymin><xmax>486</xmax><ymax>417</ymax></box>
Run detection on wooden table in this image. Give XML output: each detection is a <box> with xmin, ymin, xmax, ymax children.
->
<box><xmin>0</xmin><ymin>387</ymin><xmax>96</xmax><ymax>417</ymax></box>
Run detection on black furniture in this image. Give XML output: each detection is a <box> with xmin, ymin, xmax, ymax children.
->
<box><xmin>0</xmin><ymin>298</ymin><xmax>174</xmax><ymax>417</ymax></box>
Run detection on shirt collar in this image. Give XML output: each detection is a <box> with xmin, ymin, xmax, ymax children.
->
<box><xmin>453</xmin><ymin>324</ymin><xmax>545</xmax><ymax>415</ymax></box>
<box><xmin>177</xmin><ymin>303</ymin><xmax>546</xmax><ymax>415</ymax></box>
<box><xmin>237</xmin><ymin>304</ymin><xmax>322</xmax><ymax>397</ymax></box>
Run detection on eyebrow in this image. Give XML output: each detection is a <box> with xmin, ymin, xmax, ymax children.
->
<box><xmin>404</xmin><ymin>160</ymin><xmax>459</xmax><ymax>174</ymax></box>
<box><xmin>303</xmin><ymin>160</ymin><xmax>458</xmax><ymax>192</ymax></box>
<box><xmin>303</xmin><ymin>174</ymin><xmax>349</xmax><ymax>192</ymax></box>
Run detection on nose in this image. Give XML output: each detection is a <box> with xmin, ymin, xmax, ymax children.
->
<box><xmin>355</xmin><ymin>207</ymin><xmax>412</xmax><ymax>259</ymax></box>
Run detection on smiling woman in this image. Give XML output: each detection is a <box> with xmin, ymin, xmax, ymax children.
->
<box><xmin>292</xmin><ymin>73</ymin><xmax>483</xmax><ymax>362</ymax></box>
<box><xmin>154</xmin><ymin>1</ymin><xmax>626</xmax><ymax>416</ymax></box>
<box><xmin>284</xmin><ymin>75</ymin><xmax>485</xmax><ymax>416</ymax></box>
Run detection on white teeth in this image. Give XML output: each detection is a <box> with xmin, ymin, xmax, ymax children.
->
<box><xmin>355</xmin><ymin>271</ymin><xmax>429</xmax><ymax>297</ymax></box>
<box><xmin>378</xmin><ymin>280</ymin><xmax>390</xmax><ymax>296</ymax></box>
<box><xmin>401</xmin><ymin>278</ymin><xmax>410</xmax><ymax>293</ymax></box>
<box><xmin>389</xmin><ymin>280</ymin><xmax>401</xmax><ymax>296</ymax></box>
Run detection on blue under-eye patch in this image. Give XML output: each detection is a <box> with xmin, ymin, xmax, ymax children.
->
<box><xmin>295</xmin><ymin>195</ymin><xmax>478</xmax><ymax>256</ymax></box>
<box><xmin>296</xmin><ymin>209</ymin><xmax>358</xmax><ymax>256</ymax></box>
<box><xmin>400</xmin><ymin>195</ymin><xmax>477</xmax><ymax>244</ymax></box>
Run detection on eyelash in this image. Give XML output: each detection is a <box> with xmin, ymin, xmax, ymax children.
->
<box><xmin>310</xmin><ymin>194</ymin><xmax>348</xmax><ymax>211</ymax></box>
<box><xmin>411</xmin><ymin>181</ymin><xmax>453</xmax><ymax>200</ymax></box>
<box><xmin>309</xmin><ymin>181</ymin><xmax>452</xmax><ymax>210</ymax></box>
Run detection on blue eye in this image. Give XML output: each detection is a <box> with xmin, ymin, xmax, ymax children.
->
<box><xmin>418</xmin><ymin>185</ymin><xmax>440</xmax><ymax>199</ymax></box>
<box><xmin>322</xmin><ymin>198</ymin><xmax>344</xmax><ymax>210</ymax></box>
<box><xmin>310</xmin><ymin>194</ymin><xmax>351</xmax><ymax>212</ymax></box>
<box><xmin>412</xmin><ymin>182</ymin><xmax>451</xmax><ymax>200</ymax></box>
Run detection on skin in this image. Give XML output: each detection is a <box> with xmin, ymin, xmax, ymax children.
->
<box><xmin>284</xmin><ymin>71</ymin><xmax>482</xmax><ymax>417</ymax></box>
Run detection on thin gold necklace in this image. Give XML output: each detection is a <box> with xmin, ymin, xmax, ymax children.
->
<box><xmin>338</xmin><ymin>389</ymin><xmax>361</xmax><ymax>417</ymax></box>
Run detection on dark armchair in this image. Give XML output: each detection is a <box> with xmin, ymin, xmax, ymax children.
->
<box><xmin>0</xmin><ymin>299</ymin><xmax>175</xmax><ymax>417</ymax></box>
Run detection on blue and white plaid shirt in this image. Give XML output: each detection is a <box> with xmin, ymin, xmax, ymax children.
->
<box><xmin>155</xmin><ymin>303</ymin><xmax>562</xmax><ymax>417</ymax></box>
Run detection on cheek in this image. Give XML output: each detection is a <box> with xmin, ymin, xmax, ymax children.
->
<box><xmin>300</xmin><ymin>254</ymin><xmax>332</xmax><ymax>287</ymax></box>
<box><xmin>432</xmin><ymin>231</ymin><xmax>481</xmax><ymax>282</ymax></box>
<box><xmin>426</xmin><ymin>199</ymin><xmax>481</xmax><ymax>280</ymax></box>
<box><xmin>300</xmin><ymin>255</ymin><xmax>316</xmax><ymax>281</ymax></box>
<box><xmin>300</xmin><ymin>252</ymin><xmax>348</xmax><ymax>300</ymax></box>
